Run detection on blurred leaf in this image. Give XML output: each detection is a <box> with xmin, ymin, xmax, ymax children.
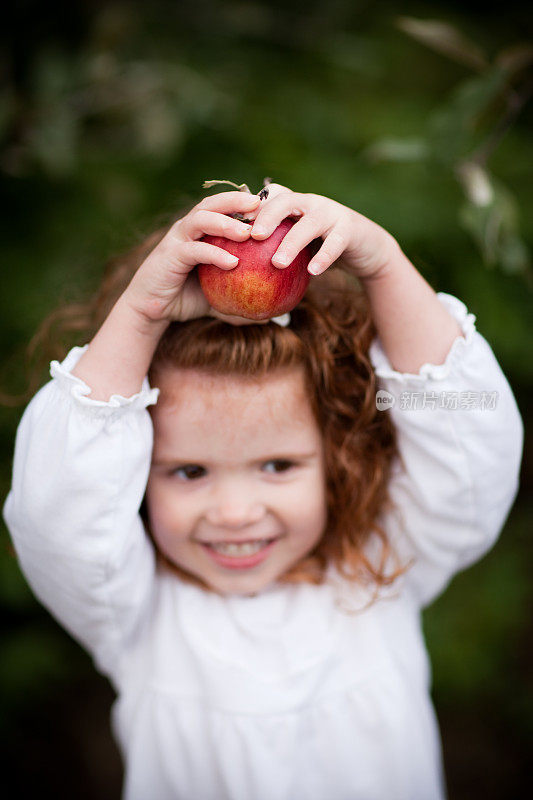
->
<box><xmin>458</xmin><ymin>175</ymin><xmax>530</xmax><ymax>273</ymax></box>
<box><xmin>396</xmin><ymin>17</ymin><xmax>488</xmax><ymax>71</ymax></box>
<box><xmin>91</xmin><ymin>1</ymin><xmax>141</xmax><ymax>50</ymax></box>
<box><xmin>498</xmin><ymin>234</ymin><xmax>530</xmax><ymax>274</ymax></box>
<box><xmin>31</xmin><ymin>47</ymin><xmax>78</xmax><ymax>100</ymax></box>
<box><xmin>456</xmin><ymin>161</ymin><xmax>494</xmax><ymax>206</ymax></box>
<box><xmin>496</xmin><ymin>43</ymin><xmax>533</xmax><ymax>76</ymax></box>
<box><xmin>23</xmin><ymin>48</ymin><xmax>82</xmax><ymax>176</ymax></box>
<box><xmin>319</xmin><ymin>33</ymin><xmax>385</xmax><ymax>79</ymax></box>
<box><xmin>363</xmin><ymin>136</ymin><xmax>430</xmax><ymax>163</ymax></box>
<box><xmin>427</xmin><ymin>67</ymin><xmax>509</xmax><ymax>165</ymax></box>
<box><xmin>11</xmin><ymin>48</ymin><xmax>227</xmax><ymax>176</ymax></box>
<box><xmin>132</xmin><ymin>97</ymin><xmax>184</xmax><ymax>157</ymax></box>
<box><xmin>28</xmin><ymin>102</ymin><xmax>80</xmax><ymax>176</ymax></box>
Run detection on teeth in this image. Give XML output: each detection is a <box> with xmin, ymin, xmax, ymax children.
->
<box><xmin>209</xmin><ymin>539</ymin><xmax>271</xmax><ymax>557</ymax></box>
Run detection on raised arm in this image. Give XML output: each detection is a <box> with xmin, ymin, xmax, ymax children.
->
<box><xmin>358</xmin><ymin>242</ymin><xmax>463</xmax><ymax>372</ymax></box>
<box><xmin>3</xmin><ymin>191</ymin><xmax>264</xmax><ymax>673</ymax></box>
<box><xmin>3</xmin><ymin>361</ymin><xmax>159</xmax><ymax>675</ymax></box>
<box><xmin>247</xmin><ymin>183</ymin><xmax>523</xmax><ymax>605</ymax></box>
<box><xmin>71</xmin><ymin>190</ymin><xmax>262</xmax><ymax>400</ymax></box>
<box><xmin>343</xmin><ymin>223</ymin><xmax>522</xmax><ymax>606</ymax></box>
<box><xmin>368</xmin><ymin>289</ymin><xmax>522</xmax><ymax>605</ymax></box>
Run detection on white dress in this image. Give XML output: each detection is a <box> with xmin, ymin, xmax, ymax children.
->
<box><xmin>3</xmin><ymin>294</ymin><xmax>523</xmax><ymax>800</ymax></box>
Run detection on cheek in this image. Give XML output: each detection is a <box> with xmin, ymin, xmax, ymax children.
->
<box><xmin>308</xmin><ymin>493</ymin><xmax>328</xmax><ymax>542</ymax></box>
<box><xmin>290</xmin><ymin>472</ymin><xmax>327</xmax><ymax>542</ymax></box>
<box><xmin>310</xmin><ymin>460</ymin><xmax>327</xmax><ymax>510</ymax></box>
<box><xmin>311</xmin><ymin>471</ymin><xmax>328</xmax><ymax>541</ymax></box>
<box><xmin>145</xmin><ymin>481</ymin><xmax>186</xmax><ymax>547</ymax></box>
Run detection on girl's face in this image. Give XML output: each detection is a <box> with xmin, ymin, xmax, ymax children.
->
<box><xmin>146</xmin><ymin>366</ymin><xmax>327</xmax><ymax>596</ymax></box>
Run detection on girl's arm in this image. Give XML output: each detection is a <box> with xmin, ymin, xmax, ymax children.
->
<box><xmin>357</xmin><ymin>242</ymin><xmax>463</xmax><ymax>373</ymax></box>
<box><xmin>3</xmin><ymin>358</ymin><xmax>159</xmax><ymax>676</ymax></box>
<box><xmin>249</xmin><ymin>183</ymin><xmax>462</xmax><ymax>372</ymax></box>
<box><xmin>71</xmin><ymin>190</ymin><xmax>261</xmax><ymax>400</ymax></box>
<box><xmin>345</xmin><ymin>222</ymin><xmax>522</xmax><ymax>605</ymax></box>
<box><xmin>3</xmin><ymin>191</ymin><xmax>263</xmax><ymax>673</ymax></box>
<box><xmin>248</xmin><ymin>184</ymin><xmax>523</xmax><ymax>604</ymax></box>
<box><xmin>70</xmin><ymin>295</ymin><xmax>168</xmax><ymax>401</ymax></box>
<box><xmin>367</xmin><ymin>291</ymin><xmax>523</xmax><ymax>606</ymax></box>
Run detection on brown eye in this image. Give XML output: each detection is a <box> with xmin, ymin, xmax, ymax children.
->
<box><xmin>173</xmin><ymin>465</ymin><xmax>207</xmax><ymax>481</ymax></box>
<box><xmin>263</xmin><ymin>460</ymin><xmax>294</xmax><ymax>474</ymax></box>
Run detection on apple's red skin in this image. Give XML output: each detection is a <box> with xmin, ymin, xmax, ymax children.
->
<box><xmin>198</xmin><ymin>217</ymin><xmax>319</xmax><ymax>320</ymax></box>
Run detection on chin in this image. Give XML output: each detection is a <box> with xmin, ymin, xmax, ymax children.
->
<box><xmin>205</xmin><ymin>568</ymin><xmax>279</xmax><ymax>598</ymax></box>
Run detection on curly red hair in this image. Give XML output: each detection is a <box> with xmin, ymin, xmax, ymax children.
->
<box><xmin>21</xmin><ymin>216</ymin><xmax>405</xmax><ymax>592</ymax></box>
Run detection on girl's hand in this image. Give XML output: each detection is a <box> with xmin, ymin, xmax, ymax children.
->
<box><xmin>125</xmin><ymin>191</ymin><xmax>262</xmax><ymax>324</ymax></box>
<box><xmin>246</xmin><ymin>183</ymin><xmax>399</xmax><ymax>281</ymax></box>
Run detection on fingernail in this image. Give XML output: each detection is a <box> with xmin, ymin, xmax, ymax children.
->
<box><xmin>227</xmin><ymin>254</ymin><xmax>239</xmax><ymax>264</ymax></box>
<box><xmin>252</xmin><ymin>225</ymin><xmax>267</xmax><ymax>237</ymax></box>
<box><xmin>273</xmin><ymin>253</ymin><xmax>289</xmax><ymax>266</ymax></box>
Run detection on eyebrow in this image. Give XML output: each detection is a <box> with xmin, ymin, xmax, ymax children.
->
<box><xmin>151</xmin><ymin>451</ymin><xmax>319</xmax><ymax>468</ymax></box>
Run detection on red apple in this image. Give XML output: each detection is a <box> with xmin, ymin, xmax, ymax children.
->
<box><xmin>197</xmin><ymin>217</ymin><xmax>319</xmax><ymax>320</ymax></box>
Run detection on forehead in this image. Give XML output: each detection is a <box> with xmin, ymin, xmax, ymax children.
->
<box><xmin>151</xmin><ymin>367</ymin><xmax>320</xmax><ymax>461</ymax></box>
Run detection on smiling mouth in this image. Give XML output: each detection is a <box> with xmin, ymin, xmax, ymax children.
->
<box><xmin>201</xmin><ymin>538</ymin><xmax>278</xmax><ymax>557</ymax></box>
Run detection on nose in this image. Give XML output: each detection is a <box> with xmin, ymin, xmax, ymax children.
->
<box><xmin>205</xmin><ymin>479</ymin><xmax>266</xmax><ymax>529</ymax></box>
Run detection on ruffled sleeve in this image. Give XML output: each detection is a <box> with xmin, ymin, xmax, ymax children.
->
<box><xmin>371</xmin><ymin>293</ymin><xmax>523</xmax><ymax>608</ymax></box>
<box><xmin>3</xmin><ymin>347</ymin><xmax>159</xmax><ymax>679</ymax></box>
<box><xmin>49</xmin><ymin>345</ymin><xmax>160</xmax><ymax>414</ymax></box>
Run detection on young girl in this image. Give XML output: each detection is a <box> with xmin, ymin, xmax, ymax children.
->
<box><xmin>3</xmin><ymin>183</ymin><xmax>523</xmax><ymax>799</ymax></box>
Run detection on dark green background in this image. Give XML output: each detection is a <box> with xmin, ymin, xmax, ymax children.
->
<box><xmin>1</xmin><ymin>1</ymin><xmax>531</xmax><ymax>797</ymax></box>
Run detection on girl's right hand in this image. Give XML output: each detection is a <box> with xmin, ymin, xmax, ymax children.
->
<box><xmin>125</xmin><ymin>191</ymin><xmax>262</xmax><ymax>324</ymax></box>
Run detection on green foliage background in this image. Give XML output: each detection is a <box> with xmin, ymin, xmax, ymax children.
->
<box><xmin>1</xmin><ymin>1</ymin><xmax>531</xmax><ymax>797</ymax></box>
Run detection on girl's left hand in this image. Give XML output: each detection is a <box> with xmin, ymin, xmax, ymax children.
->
<box><xmin>247</xmin><ymin>183</ymin><xmax>398</xmax><ymax>281</ymax></box>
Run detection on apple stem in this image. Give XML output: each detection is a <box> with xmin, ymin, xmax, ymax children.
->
<box><xmin>202</xmin><ymin>179</ymin><xmax>251</xmax><ymax>193</ymax></box>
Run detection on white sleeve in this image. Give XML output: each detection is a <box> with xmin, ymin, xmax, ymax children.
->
<box><xmin>2</xmin><ymin>346</ymin><xmax>160</xmax><ymax>678</ymax></box>
<box><xmin>370</xmin><ymin>293</ymin><xmax>523</xmax><ymax>608</ymax></box>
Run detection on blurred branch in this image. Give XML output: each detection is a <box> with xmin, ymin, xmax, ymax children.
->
<box><xmin>395</xmin><ymin>17</ymin><xmax>488</xmax><ymax>71</ymax></box>
<box><xmin>369</xmin><ymin>18</ymin><xmax>533</xmax><ymax>280</ymax></box>
<box><xmin>470</xmin><ymin>75</ymin><xmax>533</xmax><ymax>167</ymax></box>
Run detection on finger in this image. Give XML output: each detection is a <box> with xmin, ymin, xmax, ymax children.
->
<box><xmin>307</xmin><ymin>222</ymin><xmax>349</xmax><ymax>275</ymax></box>
<box><xmin>197</xmin><ymin>191</ymin><xmax>261</xmax><ymax>215</ymax></box>
<box><xmin>251</xmin><ymin>191</ymin><xmax>304</xmax><ymax>240</ymax></box>
<box><xmin>214</xmin><ymin>184</ymin><xmax>295</xmax><ymax>226</ymax></box>
<box><xmin>184</xmin><ymin>210</ymin><xmax>253</xmax><ymax>242</ymax></box>
<box><xmin>171</xmin><ymin>271</ymin><xmax>212</xmax><ymax>322</ymax></box>
<box><xmin>153</xmin><ymin>239</ymin><xmax>240</xmax><ymax>275</ymax></box>
<box><xmin>183</xmin><ymin>241</ymin><xmax>240</xmax><ymax>270</ymax></box>
<box><xmin>239</xmin><ymin>184</ymin><xmax>293</xmax><ymax>224</ymax></box>
<box><xmin>270</xmin><ymin>213</ymin><xmax>326</xmax><ymax>268</ymax></box>
<box><xmin>258</xmin><ymin>182</ymin><xmax>292</xmax><ymax>200</ymax></box>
